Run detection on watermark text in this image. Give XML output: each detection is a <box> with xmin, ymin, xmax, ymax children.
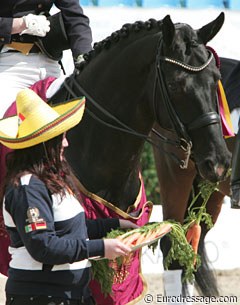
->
<box><xmin>143</xmin><ymin>294</ymin><xmax>238</xmax><ymax>304</ymax></box>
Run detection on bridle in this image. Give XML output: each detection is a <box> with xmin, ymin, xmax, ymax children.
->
<box><xmin>153</xmin><ymin>41</ymin><xmax>220</xmax><ymax>168</ymax></box>
<box><xmin>62</xmin><ymin>40</ymin><xmax>220</xmax><ymax>169</ymax></box>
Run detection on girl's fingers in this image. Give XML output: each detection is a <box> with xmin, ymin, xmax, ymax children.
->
<box><xmin>118</xmin><ymin>241</ymin><xmax>131</xmax><ymax>253</ymax></box>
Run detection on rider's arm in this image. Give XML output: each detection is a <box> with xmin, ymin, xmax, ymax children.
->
<box><xmin>0</xmin><ymin>15</ymin><xmax>46</xmax><ymax>41</ymax></box>
<box><xmin>0</xmin><ymin>17</ymin><xmax>14</xmax><ymax>43</ymax></box>
<box><xmin>11</xmin><ymin>17</ymin><xmax>26</xmax><ymax>34</ymax></box>
<box><xmin>55</xmin><ymin>0</ymin><xmax>93</xmax><ymax>59</ymax></box>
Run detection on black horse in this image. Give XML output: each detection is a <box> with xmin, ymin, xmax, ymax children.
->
<box><xmin>52</xmin><ymin>13</ymin><xmax>230</xmax><ymax>202</ymax></box>
<box><xmin>48</xmin><ymin>12</ymin><xmax>232</xmax><ymax>302</ymax></box>
<box><xmin>0</xmin><ymin>12</ymin><xmax>231</xmax><ymax>304</ymax></box>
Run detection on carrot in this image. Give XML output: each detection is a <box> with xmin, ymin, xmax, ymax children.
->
<box><xmin>143</xmin><ymin>229</ymin><xmax>155</xmax><ymax>241</ymax></box>
<box><xmin>122</xmin><ymin>232</ymin><xmax>142</xmax><ymax>247</ymax></box>
<box><xmin>186</xmin><ymin>222</ymin><xmax>201</xmax><ymax>265</ymax></box>
<box><xmin>134</xmin><ymin>224</ymin><xmax>172</xmax><ymax>247</ymax></box>
<box><xmin>116</xmin><ymin>230</ymin><xmax>136</xmax><ymax>241</ymax></box>
<box><xmin>186</xmin><ymin>226</ymin><xmax>194</xmax><ymax>243</ymax></box>
<box><xmin>155</xmin><ymin>223</ymin><xmax>172</xmax><ymax>237</ymax></box>
<box><xmin>116</xmin><ymin>235</ymin><xmax>124</xmax><ymax>241</ymax></box>
<box><xmin>134</xmin><ymin>232</ymin><xmax>148</xmax><ymax>246</ymax></box>
<box><xmin>131</xmin><ymin>230</ymin><xmax>158</xmax><ymax>247</ymax></box>
<box><xmin>145</xmin><ymin>229</ymin><xmax>161</xmax><ymax>242</ymax></box>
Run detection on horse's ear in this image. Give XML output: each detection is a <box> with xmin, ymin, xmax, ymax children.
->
<box><xmin>197</xmin><ymin>12</ymin><xmax>225</xmax><ymax>45</ymax></box>
<box><xmin>162</xmin><ymin>15</ymin><xmax>175</xmax><ymax>48</ymax></box>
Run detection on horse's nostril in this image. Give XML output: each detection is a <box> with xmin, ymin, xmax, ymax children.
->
<box><xmin>204</xmin><ymin>160</ymin><xmax>226</xmax><ymax>178</ymax></box>
<box><xmin>213</xmin><ymin>162</ymin><xmax>230</xmax><ymax>180</ymax></box>
<box><xmin>216</xmin><ymin>165</ymin><xmax>225</xmax><ymax>178</ymax></box>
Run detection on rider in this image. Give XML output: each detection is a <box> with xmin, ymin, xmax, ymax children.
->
<box><xmin>0</xmin><ymin>0</ymin><xmax>92</xmax><ymax>117</ymax></box>
<box><xmin>222</xmin><ymin>60</ymin><xmax>240</xmax><ymax>209</ymax></box>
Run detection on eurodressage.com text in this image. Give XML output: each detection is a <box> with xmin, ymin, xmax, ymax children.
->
<box><xmin>143</xmin><ymin>293</ymin><xmax>238</xmax><ymax>304</ymax></box>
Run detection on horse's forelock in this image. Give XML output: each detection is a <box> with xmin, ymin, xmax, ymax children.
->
<box><xmin>169</xmin><ymin>23</ymin><xmax>205</xmax><ymax>59</ymax></box>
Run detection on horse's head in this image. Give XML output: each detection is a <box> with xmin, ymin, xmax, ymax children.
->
<box><xmin>156</xmin><ymin>13</ymin><xmax>231</xmax><ymax>182</ymax></box>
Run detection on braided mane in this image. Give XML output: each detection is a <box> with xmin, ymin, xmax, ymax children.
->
<box><xmin>77</xmin><ymin>18</ymin><xmax>162</xmax><ymax>71</ymax></box>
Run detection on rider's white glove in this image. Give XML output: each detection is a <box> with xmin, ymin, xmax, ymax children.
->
<box><xmin>21</xmin><ymin>14</ymin><xmax>50</xmax><ymax>37</ymax></box>
<box><xmin>75</xmin><ymin>54</ymin><xmax>85</xmax><ymax>64</ymax></box>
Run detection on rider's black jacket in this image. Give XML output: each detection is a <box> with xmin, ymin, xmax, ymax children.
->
<box><xmin>0</xmin><ymin>0</ymin><xmax>92</xmax><ymax>59</ymax></box>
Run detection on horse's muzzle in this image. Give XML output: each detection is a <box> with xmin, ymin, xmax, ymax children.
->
<box><xmin>196</xmin><ymin>157</ymin><xmax>231</xmax><ymax>183</ymax></box>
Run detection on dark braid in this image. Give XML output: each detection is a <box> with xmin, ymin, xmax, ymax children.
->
<box><xmin>76</xmin><ymin>18</ymin><xmax>161</xmax><ymax>72</ymax></box>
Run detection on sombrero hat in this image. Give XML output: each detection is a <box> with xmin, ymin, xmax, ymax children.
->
<box><xmin>0</xmin><ymin>88</ymin><xmax>85</xmax><ymax>149</ymax></box>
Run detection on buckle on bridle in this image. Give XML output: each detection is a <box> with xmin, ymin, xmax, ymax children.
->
<box><xmin>180</xmin><ymin>139</ymin><xmax>192</xmax><ymax>169</ymax></box>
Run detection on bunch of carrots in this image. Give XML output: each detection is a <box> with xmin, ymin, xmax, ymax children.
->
<box><xmin>115</xmin><ymin>222</ymin><xmax>172</xmax><ymax>248</ymax></box>
<box><xmin>91</xmin><ymin>222</ymin><xmax>173</xmax><ymax>295</ymax></box>
<box><xmin>91</xmin><ymin>221</ymin><xmax>195</xmax><ymax>294</ymax></box>
<box><xmin>91</xmin><ymin>180</ymin><xmax>220</xmax><ymax>295</ymax></box>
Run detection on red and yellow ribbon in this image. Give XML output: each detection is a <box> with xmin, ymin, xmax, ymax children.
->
<box><xmin>218</xmin><ymin>80</ymin><xmax>234</xmax><ymax>138</ymax></box>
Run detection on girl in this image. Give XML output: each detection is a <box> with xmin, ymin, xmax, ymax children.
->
<box><xmin>0</xmin><ymin>88</ymin><xmax>136</xmax><ymax>305</ymax></box>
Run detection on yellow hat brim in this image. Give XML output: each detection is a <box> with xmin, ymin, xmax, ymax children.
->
<box><xmin>0</xmin><ymin>97</ymin><xmax>85</xmax><ymax>149</ymax></box>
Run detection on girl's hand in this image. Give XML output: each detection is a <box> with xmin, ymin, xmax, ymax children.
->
<box><xmin>119</xmin><ymin>219</ymin><xmax>139</xmax><ymax>229</ymax></box>
<box><xmin>103</xmin><ymin>239</ymin><xmax>131</xmax><ymax>260</ymax></box>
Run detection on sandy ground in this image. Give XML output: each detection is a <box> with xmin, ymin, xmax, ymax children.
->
<box><xmin>138</xmin><ymin>270</ymin><xmax>240</xmax><ymax>305</ymax></box>
<box><xmin>1</xmin><ymin>270</ymin><xmax>240</xmax><ymax>305</ymax></box>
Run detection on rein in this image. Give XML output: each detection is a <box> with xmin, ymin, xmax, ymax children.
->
<box><xmin>63</xmin><ymin>75</ymin><xmax>185</xmax><ymax>166</ymax></box>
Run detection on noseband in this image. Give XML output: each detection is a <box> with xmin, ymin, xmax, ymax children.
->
<box><xmin>154</xmin><ymin>42</ymin><xmax>220</xmax><ymax>168</ymax></box>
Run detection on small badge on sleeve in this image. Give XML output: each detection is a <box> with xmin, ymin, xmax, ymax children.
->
<box><xmin>25</xmin><ymin>207</ymin><xmax>47</xmax><ymax>233</ymax></box>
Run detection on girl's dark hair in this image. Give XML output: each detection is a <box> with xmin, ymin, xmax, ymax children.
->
<box><xmin>1</xmin><ymin>134</ymin><xmax>78</xmax><ymax>200</ymax></box>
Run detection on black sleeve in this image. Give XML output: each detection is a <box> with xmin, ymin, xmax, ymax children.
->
<box><xmin>86</xmin><ymin>218</ymin><xmax>120</xmax><ymax>239</ymax></box>
<box><xmin>0</xmin><ymin>17</ymin><xmax>13</xmax><ymax>43</ymax></box>
<box><xmin>54</xmin><ymin>0</ymin><xmax>93</xmax><ymax>57</ymax></box>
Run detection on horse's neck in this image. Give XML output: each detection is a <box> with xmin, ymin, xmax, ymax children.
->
<box><xmin>67</xmin><ymin>119</ymin><xmax>144</xmax><ymax>210</ymax></box>
<box><xmin>65</xmin><ymin>32</ymin><xmax>160</xmax><ymax>210</ymax></box>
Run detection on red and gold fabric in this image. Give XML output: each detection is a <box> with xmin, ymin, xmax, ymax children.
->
<box><xmin>77</xmin><ymin>178</ymin><xmax>153</xmax><ymax>305</ymax></box>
